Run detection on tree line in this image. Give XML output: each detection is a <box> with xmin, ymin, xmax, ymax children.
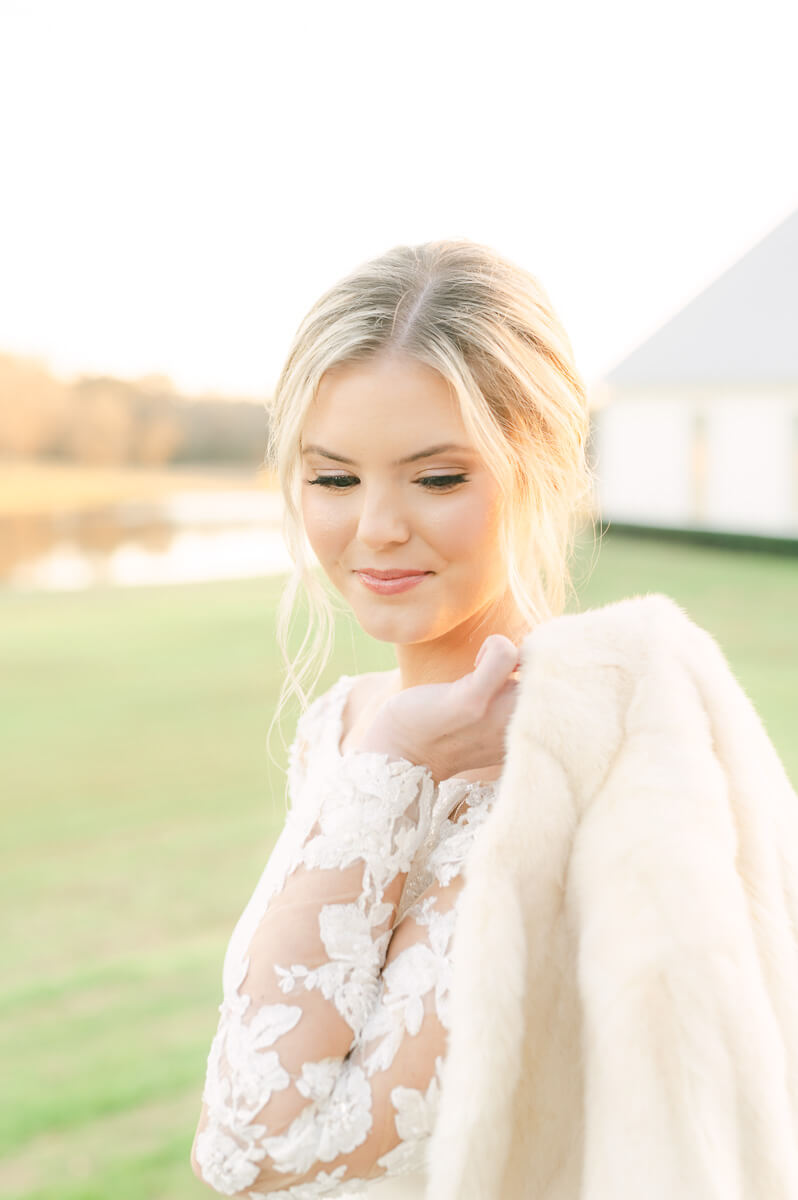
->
<box><xmin>0</xmin><ymin>353</ymin><xmax>269</xmax><ymax>466</ymax></box>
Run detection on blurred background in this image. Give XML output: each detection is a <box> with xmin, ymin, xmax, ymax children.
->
<box><xmin>1</xmin><ymin>1</ymin><xmax>796</xmax><ymax>1197</ymax></box>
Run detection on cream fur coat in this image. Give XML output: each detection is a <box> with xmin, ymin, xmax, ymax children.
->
<box><xmin>425</xmin><ymin>592</ymin><xmax>798</xmax><ymax>1200</ymax></box>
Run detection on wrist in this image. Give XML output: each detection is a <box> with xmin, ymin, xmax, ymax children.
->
<box><xmin>351</xmin><ymin>735</ymin><xmax>452</xmax><ymax>785</ymax></box>
<box><xmin>351</xmin><ymin>728</ymin><xmax>416</xmax><ymax>765</ymax></box>
<box><xmin>349</xmin><ymin>713</ymin><xmax>449</xmax><ymax>783</ymax></box>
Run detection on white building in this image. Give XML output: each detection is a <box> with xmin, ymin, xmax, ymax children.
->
<box><xmin>590</xmin><ymin>208</ymin><xmax>798</xmax><ymax>540</ymax></box>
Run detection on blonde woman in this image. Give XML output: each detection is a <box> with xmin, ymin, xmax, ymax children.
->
<box><xmin>191</xmin><ymin>240</ymin><xmax>594</xmax><ymax>1197</ymax></box>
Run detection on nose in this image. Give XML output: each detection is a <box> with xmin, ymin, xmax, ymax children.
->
<box><xmin>355</xmin><ymin>483</ymin><xmax>410</xmax><ymax>549</ymax></box>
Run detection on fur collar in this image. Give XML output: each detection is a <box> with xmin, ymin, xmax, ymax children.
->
<box><xmin>427</xmin><ymin>593</ymin><xmax>798</xmax><ymax>1199</ymax></box>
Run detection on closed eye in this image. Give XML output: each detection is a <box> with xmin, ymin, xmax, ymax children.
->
<box><xmin>306</xmin><ymin>473</ymin><xmax>469</xmax><ymax>491</ymax></box>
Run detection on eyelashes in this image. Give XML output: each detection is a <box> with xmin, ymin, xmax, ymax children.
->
<box><xmin>306</xmin><ymin>473</ymin><xmax>469</xmax><ymax>492</ymax></box>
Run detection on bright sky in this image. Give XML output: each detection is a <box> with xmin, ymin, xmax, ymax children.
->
<box><xmin>1</xmin><ymin>0</ymin><xmax>796</xmax><ymax>397</ymax></box>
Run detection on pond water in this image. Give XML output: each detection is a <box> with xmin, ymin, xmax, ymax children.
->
<box><xmin>2</xmin><ymin>490</ymin><xmax>301</xmax><ymax>590</ymax></box>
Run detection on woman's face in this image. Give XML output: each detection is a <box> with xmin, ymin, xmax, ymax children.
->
<box><xmin>299</xmin><ymin>354</ymin><xmax>512</xmax><ymax>648</ymax></box>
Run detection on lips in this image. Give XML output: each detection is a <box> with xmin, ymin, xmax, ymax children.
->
<box><xmin>354</xmin><ymin>569</ymin><xmax>432</xmax><ymax>596</ymax></box>
<box><xmin>355</xmin><ymin>569</ymin><xmax>431</xmax><ymax>579</ymax></box>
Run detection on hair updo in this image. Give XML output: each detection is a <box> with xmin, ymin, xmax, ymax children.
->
<box><xmin>265</xmin><ymin>239</ymin><xmax>596</xmax><ymax>754</ymax></box>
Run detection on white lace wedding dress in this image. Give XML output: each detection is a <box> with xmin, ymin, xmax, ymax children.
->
<box><xmin>194</xmin><ymin>674</ymin><xmax>497</xmax><ymax>1198</ymax></box>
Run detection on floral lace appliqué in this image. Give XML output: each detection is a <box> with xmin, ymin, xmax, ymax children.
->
<box><xmin>194</xmin><ymin>676</ymin><xmax>498</xmax><ymax>1197</ymax></box>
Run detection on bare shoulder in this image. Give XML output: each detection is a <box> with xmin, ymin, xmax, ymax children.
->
<box><xmin>349</xmin><ymin>668</ymin><xmax>400</xmax><ymax>715</ymax></box>
<box><xmin>354</xmin><ymin>667</ymin><xmax>400</xmax><ymax>701</ymax></box>
<box><xmin>339</xmin><ymin>668</ymin><xmax>399</xmax><ymax>754</ymax></box>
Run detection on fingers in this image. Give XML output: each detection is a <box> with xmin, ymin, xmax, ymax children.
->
<box><xmin>469</xmin><ymin>634</ymin><xmax>520</xmax><ymax>703</ymax></box>
<box><xmin>474</xmin><ymin>633</ymin><xmax>519</xmax><ymax>670</ymax></box>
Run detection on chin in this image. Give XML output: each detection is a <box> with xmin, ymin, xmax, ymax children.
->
<box><xmin>348</xmin><ymin>599</ymin><xmax>421</xmax><ymax>635</ymax></box>
<box><xmin>356</xmin><ymin>605</ymin><xmax>458</xmax><ymax>647</ymax></box>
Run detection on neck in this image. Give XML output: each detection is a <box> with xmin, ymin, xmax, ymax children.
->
<box><xmin>392</xmin><ymin>599</ymin><xmax>535</xmax><ymax>691</ymax></box>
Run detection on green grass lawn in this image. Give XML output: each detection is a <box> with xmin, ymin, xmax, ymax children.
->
<box><xmin>1</xmin><ymin>532</ymin><xmax>796</xmax><ymax>1199</ymax></box>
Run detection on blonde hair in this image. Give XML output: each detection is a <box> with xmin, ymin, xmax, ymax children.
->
<box><xmin>265</xmin><ymin>239</ymin><xmax>596</xmax><ymax>757</ymax></box>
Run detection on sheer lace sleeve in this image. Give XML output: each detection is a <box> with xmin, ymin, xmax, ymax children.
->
<box><xmin>192</xmin><ymin>747</ymin><xmax>482</xmax><ymax>1198</ymax></box>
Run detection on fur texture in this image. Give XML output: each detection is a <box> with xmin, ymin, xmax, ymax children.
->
<box><xmin>426</xmin><ymin>593</ymin><xmax>798</xmax><ymax>1200</ymax></box>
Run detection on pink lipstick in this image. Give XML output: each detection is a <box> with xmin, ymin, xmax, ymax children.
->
<box><xmin>355</xmin><ymin>570</ymin><xmax>432</xmax><ymax>595</ymax></box>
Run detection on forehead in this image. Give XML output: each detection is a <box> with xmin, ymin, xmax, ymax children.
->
<box><xmin>304</xmin><ymin>356</ymin><xmax>469</xmax><ymax>447</ymax></box>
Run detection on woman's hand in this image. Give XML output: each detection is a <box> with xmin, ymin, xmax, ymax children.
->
<box><xmin>355</xmin><ymin>634</ymin><xmax>522</xmax><ymax>783</ymax></box>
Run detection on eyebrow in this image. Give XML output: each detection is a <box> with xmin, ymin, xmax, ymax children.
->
<box><xmin>300</xmin><ymin>442</ymin><xmax>474</xmax><ymax>467</ymax></box>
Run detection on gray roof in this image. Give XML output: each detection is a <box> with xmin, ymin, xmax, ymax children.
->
<box><xmin>604</xmin><ymin>207</ymin><xmax>798</xmax><ymax>387</ymax></box>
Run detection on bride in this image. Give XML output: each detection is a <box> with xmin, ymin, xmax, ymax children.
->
<box><xmin>191</xmin><ymin>238</ymin><xmax>593</xmax><ymax>1197</ymax></box>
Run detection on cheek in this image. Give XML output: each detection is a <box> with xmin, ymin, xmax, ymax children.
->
<box><xmin>419</xmin><ymin>490</ymin><xmax>504</xmax><ymax>569</ymax></box>
<box><xmin>301</xmin><ymin>491</ymin><xmax>351</xmax><ymax>558</ymax></box>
